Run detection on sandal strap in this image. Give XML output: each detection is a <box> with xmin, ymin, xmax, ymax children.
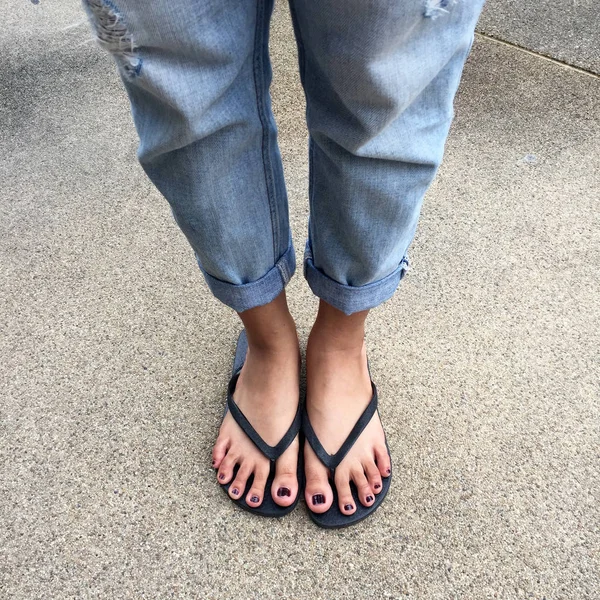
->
<box><xmin>226</xmin><ymin>370</ymin><xmax>301</xmax><ymax>462</ymax></box>
<box><xmin>302</xmin><ymin>382</ymin><xmax>378</xmax><ymax>471</ymax></box>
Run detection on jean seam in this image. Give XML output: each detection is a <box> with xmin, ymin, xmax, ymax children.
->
<box><xmin>288</xmin><ymin>0</ymin><xmax>315</xmax><ymax>262</ymax></box>
<box><xmin>276</xmin><ymin>255</ymin><xmax>289</xmax><ymax>283</ymax></box>
<box><xmin>287</xmin><ymin>0</ymin><xmax>307</xmax><ymax>87</ymax></box>
<box><xmin>253</xmin><ymin>0</ymin><xmax>279</xmax><ymax>266</ymax></box>
<box><xmin>308</xmin><ymin>137</ymin><xmax>317</xmax><ymax>266</ymax></box>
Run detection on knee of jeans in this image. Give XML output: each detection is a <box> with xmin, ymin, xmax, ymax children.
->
<box><xmin>82</xmin><ymin>0</ymin><xmax>142</xmax><ymax>79</ymax></box>
<box><xmin>308</xmin><ymin>77</ymin><xmax>453</xmax><ymax>161</ymax></box>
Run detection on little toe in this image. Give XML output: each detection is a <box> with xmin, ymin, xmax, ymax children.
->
<box><xmin>304</xmin><ymin>442</ymin><xmax>333</xmax><ymax>514</ymax></box>
<box><xmin>351</xmin><ymin>467</ymin><xmax>375</xmax><ymax>507</ymax></box>
<box><xmin>271</xmin><ymin>442</ymin><xmax>299</xmax><ymax>507</ymax></box>
<box><xmin>228</xmin><ymin>463</ymin><xmax>253</xmax><ymax>500</ymax></box>
<box><xmin>217</xmin><ymin>453</ymin><xmax>237</xmax><ymax>485</ymax></box>
<box><xmin>246</xmin><ymin>463</ymin><xmax>269</xmax><ymax>507</ymax></box>
<box><xmin>364</xmin><ymin>458</ymin><xmax>383</xmax><ymax>494</ymax></box>
<box><xmin>212</xmin><ymin>437</ymin><xmax>229</xmax><ymax>469</ymax></box>
<box><xmin>334</xmin><ymin>470</ymin><xmax>356</xmax><ymax>516</ymax></box>
<box><xmin>374</xmin><ymin>445</ymin><xmax>392</xmax><ymax>478</ymax></box>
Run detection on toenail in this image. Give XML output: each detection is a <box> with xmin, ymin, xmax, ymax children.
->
<box><xmin>344</xmin><ymin>504</ymin><xmax>354</xmax><ymax>511</ymax></box>
<box><xmin>366</xmin><ymin>495</ymin><xmax>374</xmax><ymax>502</ymax></box>
<box><xmin>232</xmin><ymin>488</ymin><xmax>240</xmax><ymax>495</ymax></box>
<box><xmin>250</xmin><ymin>495</ymin><xmax>259</xmax><ymax>503</ymax></box>
<box><xmin>374</xmin><ymin>483</ymin><xmax>381</xmax><ymax>489</ymax></box>
<box><xmin>218</xmin><ymin>474</ymin><xmax>225</xmax><ymax>480</ymax></box>
<box><xmin>312</xmin><ymin>494</ymin><xmax>326</xmax><ymax>505</ymax></box>
<box><xmin>277</xmin><ymin>487</ymin><xmax>291</xmax><ymax>497</ymax></box>
<box><xmin>386</xmin><ymin>468</ymin><xmax>391</xmax><ymax>475</ymax></box>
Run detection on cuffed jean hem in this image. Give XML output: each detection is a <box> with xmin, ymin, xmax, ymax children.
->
<box><xmin>196</xmin><ymin>242</ymin><xmax>296</xmax><ymax>313</ymax></box>
<box><xmin>303</xmin><ymin>243</ymin><xmax>409</xmax><ymax>316</ymax></box>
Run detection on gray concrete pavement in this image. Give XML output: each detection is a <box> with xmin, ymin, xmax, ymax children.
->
<box><xmin>1</xmin><ymin>1</ymin><xmax>599</xmax><ymax>598</ymax></box>
<box><xmin>479</xmin><ymin>0</ymin><xmax>600</xmax><ymax>74</ymax></box>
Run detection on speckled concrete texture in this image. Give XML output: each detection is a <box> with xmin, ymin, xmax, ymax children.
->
<box><xmin>1</xmin><ymin>1</ymin><xmax>599</xmax><ymax>598</ymax></box>
<box><xmin>478</xmin><ymin>0</ymin><xmax>600</xmax><ymax>74</ymax></box>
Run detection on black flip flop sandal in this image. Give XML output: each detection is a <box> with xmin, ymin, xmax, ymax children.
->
<box><xmin>217</xmin><ymin>329</ymin><xmax>303</xmax><ymax>517</ymax></box>
<box><xmin>302</xmin><ymin>381</ymin><xmax>392</xmax><ymax>528</ymax></box>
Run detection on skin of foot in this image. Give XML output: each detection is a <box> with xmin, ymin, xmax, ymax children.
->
<box><xmin>304</xmin><ymin>302</ymin><xmax>391</xmax><ymax>517</ymax></box>
<box><xmin>212</xmin><ymin>293</ymin><xmax>301</xmax><ymax>509</ymax></box>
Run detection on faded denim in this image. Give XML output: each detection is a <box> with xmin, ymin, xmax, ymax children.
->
<box><xmin>83</xmin><ymin>0</ymin><xmax>485</xmax><ymax>314</ymax></box>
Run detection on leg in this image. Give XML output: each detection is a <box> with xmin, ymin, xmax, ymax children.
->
<box><xmin>83</xmin><ymin>0</ymin><xmax>294</xmax><ymax>312</ymax></box>
<box><xmin>214</xmin><ymin>291</ymin><xmax>301</xmax><ymax>508</ymax></box>
<box><xmin>288</xmin><ymin>0</ymin><xmax>485</xmax><ymax>516</ymax></box>
<box><xmin>290</xmin><ymin>0</ymin><xmax>485</xmax><ymax>312</ymax></box>
<box><xmin>304</xmin><ymin>301</ymin><xmax>391</xmax><ymax>516</ymax></box>
<box><xmin>83</xmin><ymin>0</ymin><xmax>300</xmax><ymax>507</ymax></box>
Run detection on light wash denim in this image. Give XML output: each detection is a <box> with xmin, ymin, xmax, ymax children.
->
<box><xmin>83</xmin><ymin>0</ymin><xmax>485</xmax><ymax>314</ymax></box>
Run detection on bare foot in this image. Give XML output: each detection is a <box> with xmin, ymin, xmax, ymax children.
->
<box><xmin>304</xmin><ymin>303</ymin><xmax>391</xmax><ymax>517</ymax></box>
<box><xmin>212</xmin><ymin>294</ymin><xmax>301</xmax><ymax>508</ymax></box>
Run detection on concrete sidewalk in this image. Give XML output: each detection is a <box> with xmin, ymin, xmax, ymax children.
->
<box><xmin>1</xmin><ymin>1</ymin><xmax>598</xmax><ymax>598</ymax></box>
<box><xmin>478</xmin><ymin>0</ymin><xmax>600</xmax><ymax>74</ymax></box>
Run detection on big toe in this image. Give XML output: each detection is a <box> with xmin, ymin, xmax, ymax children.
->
<box><xmin>271</xmin><ymin>438</ymin><xmax>300</xmax><ymax>507</ymax></box>
<box><xmin>303</xmin><ymin>442</ymin><xmax>333</xmax><ymax>514</ymax></box>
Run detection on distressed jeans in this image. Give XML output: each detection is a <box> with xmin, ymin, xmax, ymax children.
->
<box><xmin>83</xmin><ymin>0</ymin><xmax>485</xmax><ymax>314</ymax></box>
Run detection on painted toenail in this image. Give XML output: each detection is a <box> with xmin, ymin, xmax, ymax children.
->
<box><xmin>277</xmin><ymin>487</ymin><xmax>291</xmax><ymax>497</ymax></box>
<box><xmin>218</xmin><ymin>474</ymin><xmax>225</xmax><ymax>480</ymax></box>
<box><xmin>366</xmin><ymin>495</ymin><xmax>374</xmax><ymax>502</ymax></box>
<box><xmin>232</xmin><ymin>488</ymin><xmax>240</xmax><ymax>495</ymax></box>
<box><xmin>212</xmin><ymin>460</ymin><xmax>216</xmax><ymax>466</ymax></box>
<box><xmin>374</xmin><ymin>483</ymin><xmax>381</xmax><ymax>489</ymax></box>
<box><xmin>344</xmin><ymin>504</ymin><xmax>354</xmax><ymax>511</ymax></box>
<box><xmin>312</xmin><ymin>494</ymin><xmax>326</xmax><ymax>505</ymax></box>
<box><xmin>250</xmin><ymin>495</ymin><xmax>260</xmax><ymax>503</ymax></box>
<box><xmin>386</xmin><ymin>468</ymin><xmax>391</xmax><ymax>474</ymax></box>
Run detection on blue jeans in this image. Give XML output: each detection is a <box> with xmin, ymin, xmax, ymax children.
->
<box><xmin>83</xmin><ymin>0</ymin><xmax>484</xmax><ymax>314</ymax></box>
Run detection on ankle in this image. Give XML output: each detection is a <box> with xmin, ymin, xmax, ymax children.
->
<box><xmin>238</xmin><ymin>292</ymin><xmax>299</xmax><ymax>354</ymax></box>
<box><xmin>246</xmin><ymin>331</ymin><xmax>299</xmax><ymax>360</ymax></box>
<box><xmin>308</xmin><ymin>322</ymin><xmax>366</xmax><ymax>357</ymax></box>
<box><xmin>307</xmin><ymin>334</ymin><xmax>365</xmax><ymax>363</ymax></box>
<box><xmin>308</xmin><ymin>300</ymin><xmax>368</xmax><ymax>353</ymax></box>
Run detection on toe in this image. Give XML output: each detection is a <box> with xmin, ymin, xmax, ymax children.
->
<box><xmin>228</xmin><ymin>462</ymin><xmax>253</xmax><ymax>500</ymax></box>
<box><xmin>351</xmin><ymin>465</ymin><xmax>374</xmax><ymax>507</ymax></box>
<box><xmin>334</xmin><ymin>469</ymin><xmax>356</xmax><ymax>516</ymax></box>
<box><xmin>217</xmin><ymin>452</ymin><xmax>237</xmax><ymax>485</ymax></box>
<box><xmin>303</xmin><ymin>442</ymin><xmax>333</xmax><ymax>514</ymax></box>
<box><xmin>271</xmin><ymin>439</ymin><xmax>300</xmax><ymax>507</ymax></box>
<box><xmin>374</xmin><ymin>445</ymin><xmax>392</xmax><ymax>478</ymax></box>
<box><xmin>363</xmin><ymin>457</ymin><xmax>383</xmax><ymax>494</ymax></box>
<box><xmin>246</xmin><ymin>462</ymin><xmax>269</xmax><ymax>508</ymax></box>
<box><xmin>212</xmin><ymin>436</ymin><xmax>229</xmax><ymax>470</ymax></box>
